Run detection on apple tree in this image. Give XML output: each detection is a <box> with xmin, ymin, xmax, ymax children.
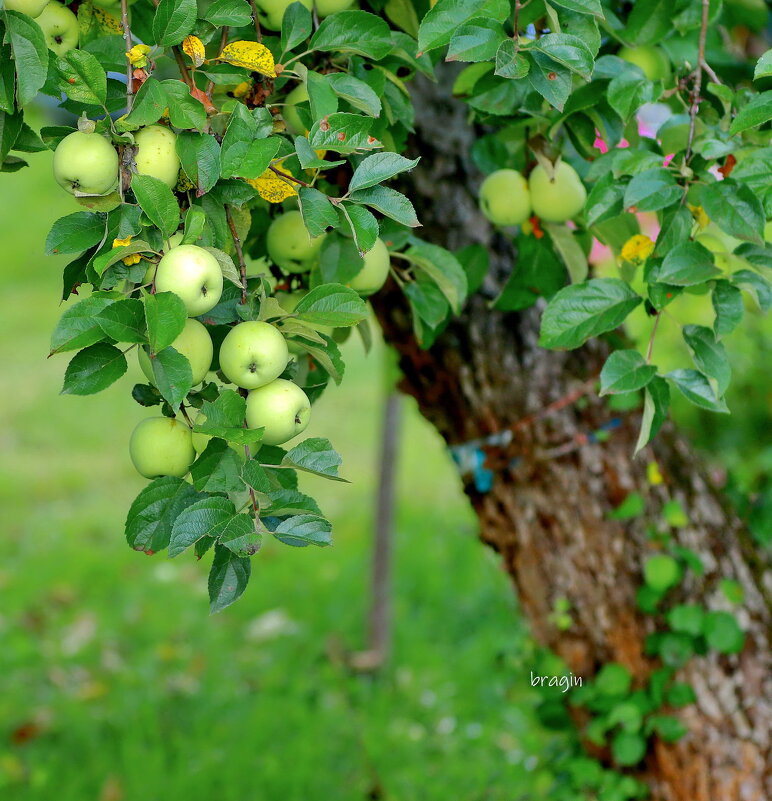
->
<box><xmin>1</xmin><ymin>0</ymin><xmax>771</xmax><ymax>796</ymax></box>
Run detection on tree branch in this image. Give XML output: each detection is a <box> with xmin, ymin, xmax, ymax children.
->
<box><xmin>685</xmin><ymin>0</ymin><xmax>710</xmax><ymax>161</ymax></box>
<box><xmin>120</xmin><ymin>0</ymin><xmax>133</xmax><ymax>111</ymax></box>
<box><xmin>248</xmin><ymin>0</ymin><xmax>262</xmax><ymax>42</ymax></box>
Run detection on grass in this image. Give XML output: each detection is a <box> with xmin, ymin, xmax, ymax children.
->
<box><xmin>0</xmin><ymin>150</ymin><xmax>555</xmax><ymax>800</ymax></box>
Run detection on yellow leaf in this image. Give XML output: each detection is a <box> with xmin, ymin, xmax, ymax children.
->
<box><xmin>94</xmin><ymin>7</ymin><xmax>122</xmax><ymax>35</ymax></box>
<box><xmin>647</xmin><ymin>461</ymin><xmax>663</xmax><ymax>485</ymax></box>
<box><xmin>247</xmin><ymin>169</ymin><xmax>297</xmax><ymax>203</ymax></box>
<box><xmin>688</xmin><ymin>204</ymin><xmax>709</xmax><ymax>229</ymax></box>
<box><xmin>233</xmin><ymin>81</ymin><xmax>252</xmax><ymax>98</ymax></box>
<box><xmin>219</xmin><ymin>41</ymin><xmax>276</xmax><ymax>78</ymax></box>
<box><xmin>620</xmin><ymin>234</ymin><xmax>654</xmax><ymax>265</ymax></box>
<box><xmin>127</xmin><ymin>44</ymin><xmax>151</xmax><ymax>69</ymax></box>
<box><xmin>183</xmin><ymin>35</ymin><xmax>206</xmax><ymax>68</ymax></box>
<box><xmin>112</xmin><ymin>236</ymin><xmax>133</xmax><ymax>248</ymax></box>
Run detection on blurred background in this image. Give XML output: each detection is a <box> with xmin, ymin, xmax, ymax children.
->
<box><xmin>0</xmin><ymin>113</ymin><xmax>769</xmax><ymax>801</ymax></box>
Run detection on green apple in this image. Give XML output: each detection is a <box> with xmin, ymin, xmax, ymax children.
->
<box><xmin>129</xmin><ymin>417</ymin><xmax>195</xmax><ymax>479</ymax></box>
<box><xmin>218</xmin><ymin>320</ymin><xmax>289</xmax><ymax>389</ymax></box>
<box><xmin>267</xmin><ymin>210</ymin><xmax>325</xmax><ymax>273</ymax></box>
<box><xmin>142</xmin><ymin>232</ymin><xmax>183</xmax><ymax>285</ymax></box>
<box><xmin>479</xmin><ymin>169</ymin><xmax>531</xmax><ymax>226</ymax></box>
<box><xmin>765</xmin><ymin>220</ymin><xmax>772</xmax><ymax>243</ymax></box>
<box><xmin>254</xmin><ymin>0</ymin><xmax>311</xmax><ymax>30</ymax></box>
<box><xmin>315</xmin><ymin>0</ymin><xmax>355</xmax><ymax>16</ymax></box>
<box><xmin>282</xmin><ymin>83</ymin><xmax>310</xmax><ymax>136</ymax></box>
<box><xmin>53</xmin><ymin>131</ymin><xmax>119</xmax><ymax>196</ymax></box>
<box><xmin>36</xmin><ymin>1</ymin><xmax>79</xmax><ymax>56</ymax></box>
<box><xmin>246</xmin><ymin>378</ymin><xmax>311</xmax><ymax>446</ymax></box>
<box><xmin>529</xmin><ymin>162</ymin><xmax>587</xmax><ymax>223</ymax></box>
<box><xmin>138</xmin><ymin>318</ymin><xmax>213</xmax><ymax>386</ymax></box>
<box><xmin>4</xmin><ymin>0</ymin><xmax>49</xmax><ymax>17</ymax></box>
<box><xmin>347</xmin><ymin>237</ymin><xmax>390</xmax><ymax>296</ymax></box>
<box><xmin>154</xmin><ymin>245</ymin><xmax>224</xmax><ymax>317</ymax></box>
<box><xmin>133</xmin><ymin>125</ymin><xmax>181</xmax><ymax>189</ymax></box>
<box><xmin>619</xmin><ymin>45</ymin><xmax>672</xmax><ymax>83</ymax></box>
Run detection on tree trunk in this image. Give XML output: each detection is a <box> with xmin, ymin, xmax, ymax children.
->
<box><xmin>371</xmin><ymin>68</ymin><xmax>772</xmax><ymax>800</ymax></box>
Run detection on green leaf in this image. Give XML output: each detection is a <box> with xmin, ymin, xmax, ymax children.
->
<box><xmin>281</xmin><ymin>437</ymin><xmax>348</xmax><ymax>482</ymax></box>
<box><xmin>732</xmin><ymin>269</ymin><xmax>771</xmax><ymax>312</ymax></box>
<box><xmin>635</xmin><ymin>375</ymin><xmax>670</xmax><ymax>453</ymax></box>
<box><xmin>543</xmin><ymin>223</ymin><xmax>587</xmax><ymax>283</ymax></box>
<box><xmin>5</xmin><ymin>11</ymin><xmax>49</xmax><ymax>107</ymax></box>
<box><xmin>657</xmin><ymin>242</ymin><xmax>721</xmax><ymax>286</ymax></box>
<box><xmin>608</xmin><ymin>71</ymin><xmax>654</xmax><ymax>123</ymax></box>
<box><xmin>150</xmin><ymin>346</ymin><xmax>193</xmax><ymax>409</ymax></box>
<box><xmin>494</xmin><ymin>39</ymin><xmax>530</xmax><ymax>79</ymax></box>
<box><xmin>703</xmin><ymin>611</ymin><xmax>744</xmax><ymax>654</ymax></box>
<box><xmin>219</xmin><ymin>514</ymin><xmax>261</xmax><ymax>557</ymax></box>
<box><xmin>123</xmin><ymin>77</ymin><xmax>167</xmax><ymax>126</ymax></box>
<box><xmin>530</xmin><ymin>33</ymin><xmax>594</xmax><ymax>80</ymax></box>
<box><xmin>93</xmin><ymin>239</ymin><xmax>155</xmax><ymax>277</ymax></box>
<box><xmin>698</xmin><ymin>180</ymin><xmax>764</xmax><ymax>246</ymax></box>
<box><xmin>611</xmin><ymin>731</ymin><xmax>646</xmax><ymax>767</ymax></box>
<box><xmin>493</xmin><ymin>234</ymin><xmax>565</xmax><ymax>311</ymax></box>
<box><xmin>549</xmin><ymin>0</ymin><xmax>603</xmax><ymax>15</ymax></box>
<box><xmin>308</xmin><ymin>112</ymin><xmax>379</xmax><ymax>154</ymax></box>
<box><xmin>61</xmin><ymin>343</ymin><xmax>128</xmax><ymax>395</ymax></box>
<box><xmin>311</xmin><ymin>11</ymin><xmax>393</xmax><ymax>60</ymax></box>
<box><xmin>539</xmin><ymin>278</ymin><xmax>641</xmax><ymax>350</ymax></box>
<box><xmin>298</xmin><ymin>186</ymin><xmax>339</xmax><ymax>238</ymax></box>
<box><xmin>125</xmin><ymin>476</ymin><xmax>201</xmax><ymax>552</ymax></box>
<box><xmin>447</xmin><ymin>18</ymin><xmax>506</xmax><ymax>63</ymax></box>
<box><xmin>666</xmin><ymin>604</ymin><xmax>704</xmax><ymax>636</ymax></box>
<box><xmin>0</xmin><ymin>110</ymin><xmax>22</xmax><ymax>162</ymax></box>
<box><xmin>208</xmin><ymin>544</ymin><xmax>251</xmax><ymax>613</ymax></box>
<box><xmin>169</xmin><ymin>495</ymin><xmax>236</xmax><ymax>557</ymax></box>
<box><xmin>647</xmin><ymin>715</ymin><xmax>687</xmax><ymax>743</ymax></box>
<box><xmin>281</xmin><ymin>1</ymin><xmax>313</xmax><ymax>53</ymax></box>
<box><xmin>144</xmin><ymin>291</ymin><xmax>188</xmax><ymax>353</ymax></box>
<box><xmin>46</xmin><ymin>212</ymin><xmax>105</xmax><ymax>255</ymax></box>
<box><xmin>753</xmin><ymin>49</ymin><xmax>772</xmax><ymax>81</ymax></box>
<box><xmin>405</xmin><ymin>242</ymin><xmax>468</xmax><ymax>314</ymax></box>
<box><xmin>624</xmin><ymin>168</ymin><xmax>682</xmax><ymax>212</ymax></box>
<box><xmin>131</xmin><ymin>174</ymin><xmax>179</xmax><ymax>239</ymax></box>
<box><xmin>712</xmin><ymin>280</ymin><xmax>743</xmax><ymax>337</ymax></box>
<box><xmin>682</xmin><ymin>325</ymin><xmax>731</xmax><ymax>396</ymax></box>
<box><xmin>262</xmin><ymin>488</ymin><xmax>321</xmax><ymax>517</ymax></box>
<box><xmin>728</xmin><ymin>91</ymin><xmax>772</xmax><ymax>135</ymax></box>
<box><xmin>191</xmin><ymin>439</ymin><xmax>244</xmax><ymax>494</ymax></box>
<box><xmin>57</xmin><ymin>50</ymin><xmax>107</xmax><ymax>106</ymax></box>
<box><xmin>527</xmin><ymin>52</ymin><xmax>572</xmax><ymax>111</ymax></box>
<box><xmin>340</xmin><ymin>203</ymin><xmax>379</xmax><ymax>253</ymax></box>
<box><xmin>177</xmin><ymin>131</ymin><xmax>221</xmax><ymax>195</ymax></box>
<box><xmin>50</xmin><ymin>296</ymin><xmax>116</xmax><ymax>354</ymax></box>
<box><xmin>600</xmin><ymin>350</ymin><xmax>657</xmax><ymax>395</ymax></box>
<box><xmin>95</xmin><ymin>298</ymin><xmax>146</xmax><ymax>343</ymax></box>
<box><xmin>665</xmin><ymin>683</ymin><xmax>696</xmax><ymax>708</ymax></box>
<box><xmin>161</xmin><ymin>80</ymin><xmax>207</xmax><ymax>130</ymax></box>
<box><xmin>348</xmin><ymin>152</ymin><xmax>420</xmax><ymax>193</ymax></box>
<box><xmin>720</xmin><ymin>578</ymin><xmax>744</xmax><ymax>605</ymax></box>
<box><xmin>667</xmin><ymin>369</ymin><xmax>729</xmax><ymax>413</ymax></box>
<box><xmin>349</xmin><ymin>185</ymin><xmax>419</xmax><ymax>227</ymax></box>
<box><xmin>417</xmin><ymin>0</ymin><xmax>489</xmax><ymax>54</ymax></box>
<box><xmin>220</xmin><ymin>104</ymin><xmax>279</xmax><ymax>179</ymax></box>
<box><xmin>152</xmin><ymin>0</ymin><xmax>197</xmax><ymax>46</ymax></box>
<box><xmin>294</xmin><ymin>283</ymin><xmax>369</xmax><ymax>327</ymax></box>
<box><xmin>273</xmin><ymin>514</ymin><xmax>332</xmax><ymax>547</ymax></box>
<box><xmin>194</xmin><ymin>391</ymin><xmax>264</xmax><ymax>447</ymax></box>
<box><xmin>404</xmin><ymin>276</ymin><xmax>449</xmax><ymax>327</ymax></box>
<box><xmin>294</xmin><ymin>135</ymin><xmax>346</xmax><ymax>170</ymax></box>
<box><xmin>595</xmin><ymin>662</ymin><xmax>632</xmax><ymax>696</ymax></box>
<box><xmin>325</xmin><ymin>73</ymin><xmax>381</xmax><ymax>117</ymax></box>
<box><xmin>203</xmin><ymin>0</ymin><xmax>252</xmax><ymax>26</ymax></box>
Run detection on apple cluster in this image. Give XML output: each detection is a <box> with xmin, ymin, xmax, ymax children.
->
<box><xmin>478</xmin><ymin>161</ymin><xmax>587</xmax><ymax>227</ymax></box>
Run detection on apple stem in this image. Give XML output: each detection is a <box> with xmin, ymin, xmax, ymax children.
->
<box><xmin>225</xmin><ymin>205</ymin><xmax>249</xmax><ymax>305</ymax></box>
<box><xmin>120</xmin><ymin>0</ymin><xmax>133</xmax><ymax>111</ymax></box>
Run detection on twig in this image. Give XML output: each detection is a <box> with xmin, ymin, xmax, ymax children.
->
<box><xmin>248</xmin><ymin>0</ymin><xmax>262</xmax><ymax>42</ymax></box>
<box><xmin>685</xmin><ymin>0</ymin><xmax>710</xmax><ymax>162</ymax></box>
<box><xmin>120</xmin><ymin>0</ymin><xmax>133</xmax><ymax>111</ymax></box>
<box><xmin>268</xmin><ymin>163</ymin><xmax>312</xmax><ymax>188</ymax></box>
<box><xmin>701</xmin><ymin>59</ymin><xmax>721</xmax><ymax>86</ymax></box>
<box><xmin>172</xmin><ymin>47</ymin><xmax>194</xmax><ymax>88</ymax></box>
<box><xmin>206</xmin><ymin>26</ymin><xmax>229</xmax><ymax>99</ymax></box>
<box><xmin>513</xmin><ymin>0</ymin><xmax>521</xmax><ymax>40</ymax></box>
<box><xmin>225</xmin><ymin>205</ymin><xmax>248</xmax><ymax>304</ymax></box>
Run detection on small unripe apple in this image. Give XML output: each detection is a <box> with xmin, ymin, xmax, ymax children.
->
<box><xmin>315</xmin><ymin>0</ymin><xmax>355</xmax><ymax>16</ymax></box>
<box><xmin>133</xmin><ymin>125</ymin><xmax>180</xmax><ymax>189</ymax></box>
<box><xmin>36</xmin><ymin>1</ymin><xmax>79</xmax><ymax>56</ymax></box>
<box><xmin>53</xmin><ymin>131</ymin><xmax>119</xmax><ymax>196</ymax></box>
<box><xmin>282</xmin><ymin>83</ymin><xmax>310</xmax><ymax>136</ymax></box>
<box><xmin>619</xmin><ymin>45</ymin><xmax>671</xmax><ymax>83</ymax></box>
<box><xmin>138</xmin><ymin>318</ymin><xmax>213</xmax><ymax>386</ymax></box>
<box><xmin>4</xmin><ymin>0</ymin><xmax>49</xmax><ymax>17</ymax></box>
<box><xmin>218</xmin><ymin>321</ymin><xmax>289</xmax><ymax>389</ymax></box>
<box><xmin>254</xmin><ymin>0</ymin><xmax>311</xmax><ymax>31</ymax></box>
<box><xmin>267</xmin><ymin>210</ymin><xmax>325</xmax><ymax>273</ymax></box>
<box><xmin>129</xmin><ymin>417</ymin><xmax>195</xmax><ymax>479</ymax></box>
<box><xmin>529</xmin><ymin>162</ymin><xmax>587</xmax><ymax>223</ymax></box>
<box><xmin>479</xmin><ymin>169</ymin><xmax>531</xmax><ymax>226</ymax></box>
<box><xmin>154</xmin><ymin>245</ymin><xmax>224</xmax><ymax>317</ymax></box>
<box><xmin>246</xmin><ymin>378</ymin><xmax>311</xmax><ymax>446</ymax></box>
<box><xmin>347</xmin><ymin>237</ymin><xmax>390</xmax><ymax>296</ymax></box>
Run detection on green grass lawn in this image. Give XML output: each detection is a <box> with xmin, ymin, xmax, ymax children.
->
<box><xmin>0</xmin><ymin>151</ymin><xmax>557</xmax><ymax>800</ymax></box>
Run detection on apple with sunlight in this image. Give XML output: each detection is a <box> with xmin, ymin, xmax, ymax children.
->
<box><xmin>479</xmin><ymin>169</ymin><xmax>531</xmax><ymax>226</ymax></box>
<box><xmin>138</xmin><ymin>319</ymin><xmax>214</xmax><ymax>386</ymax></box>
<box><xmin>36</xmin><ymin>1</ymin><xmax>78</xmax><ymax>56</ymax></box>
<box><xmin>347</xmin><ymin>238</ymin><xmax>391</xmax><ymax>296</ymax></box>
<box><xmin>53</xmin><ymin>131</ymin><xmax>119</xmax><ymax>196</ymax></box>
<box><xmin>254</xmin><ymin>0</ymin><xmax>311</xmax><ymax>30</ymax></box>
<box><xmin>129</xmin><ymin>417</ymin><xmax>195</xmax><ymax>479</ymax></box>
<box><xmin>246</xmin><ymin>379</ymin><xmax>311</xmax><ymax>446</ymax></box>
<box><xmin>154</xmin><ymin>245</ymin><xmax>224</xmax><ymax>316</ymax></box>
<box><xmin>133</xmin><ymin>125</ymin><xmax>181</xmax><ymax>189</ymax></box>
<box><xmin>529</xmin><ymin>162</ymin><xmax>587</xmax><ymax>223</ymax></box>
<box><xmin>282</xmin><ymin>84</ymin><xmax>310</xmax><ymax>136</ymax></box>
<box><xmin>4</xmin><ymin>0</ymin><xmax>48</xmax><ymax>17</ymax></box>
<box><xmin>267</xmin><ymin>210</ymin><xmax>325</xmax><ymax>273</ymax></box>
<box><xmin>218</xmin><ymin>321</ymin><xmax>289</xmax><ymax>389</ymax></box>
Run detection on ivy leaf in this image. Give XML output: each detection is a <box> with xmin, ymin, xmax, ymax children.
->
<box><xmin>348</xmin><ymin>152</ymin><xmax>420</xmax><ymax>193</ymax></box>
<box><xmin>698</xmin><ymin>180</ymin><xmax>765</xmax><ymax>245</ymax></box>
<box><xmin>169</xmin><ymin>495</ymin><xmax>236</xmax><ymax>557</ymax></box>
<box><xmin>208</xmin><ymin>544</ymin><xmax>251</xmax><ymax>613</ymax></box>
<box><xmin>539</xmin><ymin>278</ymin><xmax>641</xmax><ymax>350</ymax></box>
<box><xmin>600</xmin><ymin>350</ymin><xmax>657</xmax><ymax>395</ymax></box>
<box><xmin>703</xmin><ymin>611</ymin><xmax>744</xmax><ymax>654</ymax></box>
<box><xmin>150</xmin><ymin>346</ymin><xmax>194</xmax><ymax>409</ymax></box>
<box><xmin>125</xmin><ymin>476</ymin><xmax>202</xmax><ymax>552</ymax></box>
<box><xmin>152</xmin><ymin>0</ymin><xmax>197</xmax><ymax>47</ymax></box>
<box><xmin>131</xmin><ymin>174</ymin><xmax>180</xmax><ymax>239</ymax></box>
<box><xmin>46</xmin><ymin>212</ymin><xmax>106</xmax><ymax>255</ymax></box>
<box><xmin>61</xmin><ymin>343</ymin><xmax>128</xmax><ymax>395</ymax></box>
<box><xmin>281</xmin><ymin>437</ymin><xmax>348</xmax><ymax>482</ymax></box>
<box><xmin>634</xmin><ymin>376</ymin><xmax>670</xmax><ymax>454</ymax></box>
<box><xmin>667</xmin><ymin>369</ymin><xmax>729</xmax><ymax>413</ymax></box>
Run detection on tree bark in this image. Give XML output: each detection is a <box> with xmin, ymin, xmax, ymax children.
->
<box><xmin>371</xmin><ymin>68</ymin><xmax>772</xmax><ymax>800</ymax></box>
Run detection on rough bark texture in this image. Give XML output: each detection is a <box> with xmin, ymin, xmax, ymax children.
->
<box><xmin>371</xmin><ymin>68</ymin><xmax>772</xmax><ymax>800</ymax></box>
